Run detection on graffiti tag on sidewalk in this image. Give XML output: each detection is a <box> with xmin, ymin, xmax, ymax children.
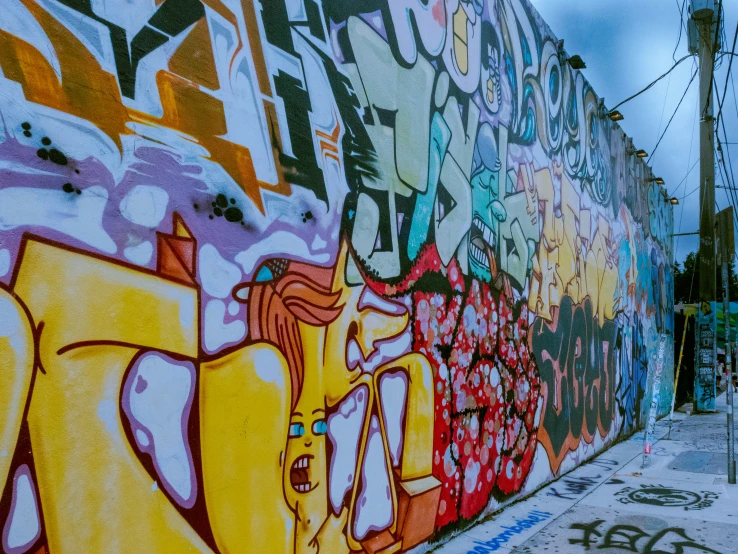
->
<box><xmin>547</xmin><ymin>474</ymin><xmax>601</xmax><ymax>500</ymax></box>
<box><xmin>569</xmin><ymin>520</ymin><xmax>720</xmax><ymax>553</ymax></box>
<box><xmin>466</xmin><ymin>511</ymin><xmax>553</xmax><ymax>552</ymax></box>
<box><xmin>615</xmin><ymin>485</ymin><xmax>719</xmax><ymax>511</ymax></box>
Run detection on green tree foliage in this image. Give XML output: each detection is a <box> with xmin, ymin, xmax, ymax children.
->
<box><xmin>674</xmin><ymin>251</ymin><xmax>738</xmax><ymax>304</ymax></box>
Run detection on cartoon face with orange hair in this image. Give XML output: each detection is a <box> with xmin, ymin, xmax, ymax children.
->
<box><xmin>245</xmin><ymin>243</ymin><xmax>438</xmax><ymax>553</ymax></box>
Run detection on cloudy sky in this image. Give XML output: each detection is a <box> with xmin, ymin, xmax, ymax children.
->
<box><xmin>530</xmin><ymin>0</ymin><xmax>738</xmax><ymax>265</ymax></box>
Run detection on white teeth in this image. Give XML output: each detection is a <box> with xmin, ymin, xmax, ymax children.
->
<box><xmin>484</xmin><ymin>226</ymin><xmax>494</xmax><ymax>245</ymax></box>
<box><xmin>293</xmin><ymin>456</ymin><xmax>311</xmax><ymax>469</ymax></box>
<box><xmin>298</xmin><ymin>484</ymin><xmax>310</xmax><ymax>492</ymax></box>
<box><xmin>470</xmin><ymin>244</ymin><xmax>490</xmax><ymax>268</ymax></box>
<box><xmin>474</xmin><ymin>217</ymin><xmax>495</xmax><ymax>247</ymax></box>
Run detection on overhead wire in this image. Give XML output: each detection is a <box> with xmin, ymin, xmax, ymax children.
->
<box><xmin>673</xmin><ymin>0</ymin><xmax>688</xmax><ymax>63</ymax></box>
<box><xmin>716</xmin><ymin>22</ymin><xmax>738</xmax><ymax>131</ymax></box>
<box><xmin>716</xmin><ymin>152</ymin><xmax>738</xmax><ymax>230</ymax></box>
<box><xmin>649</xmin><ymin>68</ymin><xmax>698</xmax><ymax>162</ymax></box>
<box><xmin>718</xmin><ymin>112</ymin><xmax>738</xmax><ymax>217</ymax></box>
<box><xmin>675</xmin><ymin>72</ymin><xmax>699</xmax><ymax>209</ymax></box>
<box><xmin>655</xmin><ymin>65</ymin><xmax>676</xmax><ymax>148</ymax></box>
<box><xmin>688</xmin><ymin>182</ymin><xmax>710</xmax><ymax>304</ymax></box>
<box><xmin>677</xmin><ymin>60</ymin><xmax>699</xmax><ymax>193</ymax></box>
<box><xmin>702</xmin><ymin>0</ymin><xmax>723</xmax><ymax>118</ymax></box>
<box><xmin>656</xmin><ymin>0</ymin><xmax>688</xmax><ymax>150</ymax></box>
<box><xmin>609</xmin><ymin>55</ymin><xmax>692</xmax><ymax>112</ymax></box>
<box><xmin>714</xmin><ymin>18</ymin><xmax>738</xmax><ymax>230</ymax></box>
<box><xmin>714</xmin><ymin>124</ymin><xmax>738</xmax><ymax>229</ymax></box>
<box><xmin>674</xmin><ymin>88</ymin><xmax>699</xmax><ymax>264</ymax></box>
<box><xmin>671</xmin><ymin>12</ymin><xmax>697</xmax><ymax>266</ymax></box>
<box><xmin>732</xmin><ymin>68</ymin><xmax>738</xmax><ymax>120</ymax></box>
<box><xmin>715</xmin><ymin>131</ymin><xmax>738</xmax><ymax>230</ymax></box>
<box><xmin>675</xmin><ymin>159</ymin><xmax>700</xmax><ymax>196</ymax></box>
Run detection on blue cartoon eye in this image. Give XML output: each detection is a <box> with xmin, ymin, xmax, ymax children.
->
<box><xmin>312</xmin><ymin>420</ymin><xmax>327</xmax><ymax>435</ymax></box>
<box><xmin>289</xmin><ymin>423</ymin><xmax>305</xmax><ymax>438</ymax></box>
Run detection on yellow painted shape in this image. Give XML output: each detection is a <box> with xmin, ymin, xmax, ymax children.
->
<box><xmin>287</xmin><ymin>322</ymin><xmax>337</xmax><ymax>554</ymax></box>
<box><xmin>200</xmin><ymin>345</ymin><xmax>293</xmax><ymax>554</ymax></box>
<box><xmin>399</xmin><ymin>474</ymin><xmax>442</xmax><ymax>496</ymax></box>
<box><xmin>585</xmin><ymin>248</ymin><xmax>600</xmax><ymax>316</ymax></box>
<box><xmin>28</xmin><ymin>346</ymin><xmax>210</xmax><ymax>552</ymax></box>
<box><xmin>12</xmin><ymin>238</ymin><xmax>208</xmax><ymax>551</ymax></box>
<box><xmin>12</xmin><ymin>239</ymin><xmax>198</xmax><ymax>360</ymax></box>
<box><xmin>0</xmin><ymin>288</ymin><xmax>34</xmax><ymax>491</ymax></box>
<box><xmin>535</xmin><ymin>168</ymin><xmax>556</xmax><ymax>244</ymax></box>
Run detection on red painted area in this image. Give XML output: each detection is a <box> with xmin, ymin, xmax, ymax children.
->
<box><xmin>413</xmin><ymin>271</ymin><xmax>540</xmax><ymax>529</ymax></box>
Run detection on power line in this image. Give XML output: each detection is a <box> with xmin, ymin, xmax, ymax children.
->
<box><xmin>715</xmin><ymin>127</ymin><xmax>738</xmax><ymax>227</ymax></box>
<box><xmin>715</xmin><ymin>135</ymin><xmax>738</xmax><ymax>229</ymax></box>
<box><xmin>609</xmin><ymin>54</ymin><xmax>692</xmax><ymax>112</ymax></box>
<box><xmin>655</xmin><ymin>69</ymin><xmax>674</xmax><ymax>149</ymax></box>
<box><xmin>673</xmin><ymin>61</ymin><xmax>699</xmax><ymax>205</ymax></box>
<box><xmin>719</xmin><ymin>115</ymin><xmax>738</xmax><ymax>212</ymax></box>
<box><xmin>689</xmin><ymin>182</ymin><xmax>710</xmax><ymax>303</ymax></box>
<box><xmin>658</xmin><ymin>2</ymin><xmax>690</xmax><ymax>151</ymax></box>
<box><xmin>716</xmin><ymin>22</ymin><xmax>738</xmax><ymax>130</ymax></box>
<box><xmin>714</xmin><ymin>50</ymin><xmax>738</xmax><ymax>230</ymax></box>
<box><xmin>714</xmin><ymin>25</ymin><xmax>738</xmax><ymax>234</ymax></box>
<box><xmin>674</xmin><ymin>90</ymin><xmax>700</xmax><ymax>261</ymax></box>
<box><xmin>716</xmin><ymin>151</ymin><xmax>738</xmax><ymax>229</ymax></box>
<box><xmin>702</xmin><ymin>0</ymin><xmax>723</xmax><ymax>118</ymax></box>
<box><xmin>676</xmin><ymin>159</ymin><xmax>700</xmax><ymax>194</ymax></box>
<box><xmin>673</xmin><ymin>0</ymin><xmax>688</xmax><ymax>62</ymax></box>
<box><xmin>649</xmin><ymin>68</ymin><xmax>698</xmax><ymax>162</ymax></box>
<box><xmin>675</xmin><ymin>66</ymin><xmax>699</xmax><ymax>243</ymax></box>
<box><xmin>679</xmin><ymin>182</ymin><xmax>700</xmax><ymax>201</ymax></box>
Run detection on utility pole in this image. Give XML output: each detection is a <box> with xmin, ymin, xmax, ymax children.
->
<box><xmin>691</xmin><ymin>0</ymin><xmax>719</xmax><ymax>412</ymax></box>
<box><xmin>718</xmin><ymin>206</ymin><xmax>735</xmax><ymax>482</ymax></box>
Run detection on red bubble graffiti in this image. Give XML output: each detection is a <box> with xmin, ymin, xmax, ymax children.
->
<box><xmin>413</xmin><ymin>258</ymin><xmax>540</xmax><ymax>529</ymax></box>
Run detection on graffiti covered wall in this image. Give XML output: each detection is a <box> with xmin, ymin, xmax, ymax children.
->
<box><xmin>0</xmin><ymin>0</ymin><xmax>674</xmax><ymax>552</ymax></box>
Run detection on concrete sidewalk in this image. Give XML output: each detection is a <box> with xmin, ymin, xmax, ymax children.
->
<box><xmin>431</xmin><ymin>395</ymin><xmax>738</xmax><ymax>553</ymax></box>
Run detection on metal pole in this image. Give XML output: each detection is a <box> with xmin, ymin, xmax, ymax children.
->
<box><xmin>717</xmin><ymin>206</ymin><xmax>736</xmax><ymax>477</ymax></box>
<box><xmin>722</xmin><ymin>254</ymin><xmax>736</xmax><ymax>482</ymax></box>
<box><xmin>695</xmin><ymin>5</ymin><xmax>718</xmax><ymax>412</ymax></box>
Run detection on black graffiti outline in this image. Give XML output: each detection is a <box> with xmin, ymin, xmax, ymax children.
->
<box><xmin>531</xmin><ymin>295</ymin><xmax>618</xmax><ymax>465</ymax></box>
<box><xmin>547</xmin><ymin>474</ymin><xmax>601</xmax><ymax>500</ymax></box>
<box><xmin>569</xmin><ymin>520</ymin><xmax>721</xmax><ymax>553</ymax></box>
<box><xmin>615</xmin><ymin>485</ymin><xmax>719</xmax><ymax>511</ymax></box>
<box><xmin>57</xmin><ymin>0</ymin><xmax>205</xmax><ymax>98</ymax></box>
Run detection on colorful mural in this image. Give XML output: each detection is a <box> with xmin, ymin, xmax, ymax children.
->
<box><xmin>0</xmin><ymin>0</ymin><xmax>674</xmax><ymax>552</ymax></box>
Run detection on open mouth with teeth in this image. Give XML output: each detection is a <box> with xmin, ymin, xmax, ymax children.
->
<box><xmin>470</xmin><ymin>216</ymin><xmax>495</xmax><ymax>269</ymax></box>
<box><xmin>290</xmin><ymin>455</ymin><xmax>316</xmax><ymax>493</ymax></box>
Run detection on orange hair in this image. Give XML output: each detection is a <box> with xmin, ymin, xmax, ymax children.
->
<box><xmin>245</xmin><ymin>261</ymin><xmax>343</xmax><ymax>409</ymax></box>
